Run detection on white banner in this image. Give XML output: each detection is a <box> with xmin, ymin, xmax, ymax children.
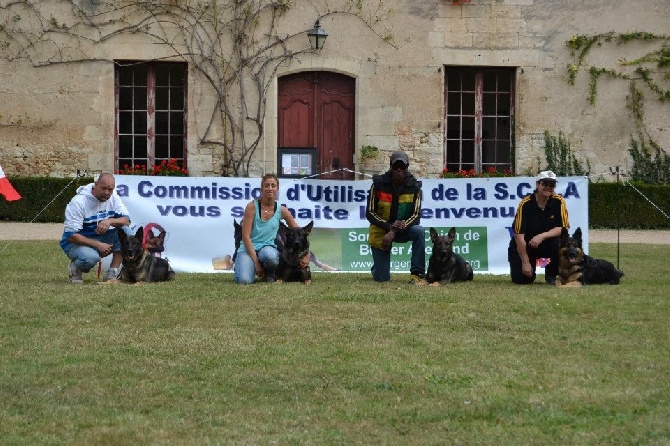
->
<box><xmin>114</xmin><ymin>175</ymin><xmax>589</xmax><ymax>275</ymax></box>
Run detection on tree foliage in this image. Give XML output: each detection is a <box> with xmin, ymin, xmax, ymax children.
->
<box><xmin>0</xmin><ymin>0</ymin><xmax>393</xmax><ymax>176</ymax></box>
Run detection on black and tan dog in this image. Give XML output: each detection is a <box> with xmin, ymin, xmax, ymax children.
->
<box><xmin>426</xmin><ymin>227</ymin><xmax>474</xmax><ymax>286</ymax></box>
<box><xmin>214</xmin><ymin>219</ymin><xmax>338</xmax><ymax>272</ymax></box>
<box><xmin>117</xmin><ymin>226</ymin><xmax>175</xmax><ymax>283</ymax></box>
<box><xmin>557</xmin><ymin>227</ymin><xmax>623</xmax><ymax>287</ymax></box>
<box><xmin>276</xmin><ymin>221</ymin><xmax>314</xmax><ymax>283</ymax></box>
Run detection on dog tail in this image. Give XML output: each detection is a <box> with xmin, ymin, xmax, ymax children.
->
<box><xmin>465</xmin><ymin>263</ymin><xmax>474</xmax><ymax>281</ymax></box>
<box><xmin>611</xmin><ymin>269</ymin><xmax>624</xmax><ymax>285</ymax></box>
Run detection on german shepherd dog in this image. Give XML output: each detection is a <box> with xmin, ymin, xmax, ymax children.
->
<box><xmin>276</xmin><ymin>221</ymin><xmax>314</xmax><ymax>283</ymax></box>
<box><xmin>118</xmin><ymin>226</ymin><xmax>175</xmax><ymax>283</ymax></box>
<box><xmin>557</xmin><ymin>227</ymin><xmax>623</xmax><ymax>287</ymax></box>
<box><xmin>217</xmin><ymin>219</ymin><xmax>338</xmax><ymax>272</ymax></box>
<box><xmin>426</xmin><ymin>227</ymin><xmax>474</xmax><ymax>285</ymax></box>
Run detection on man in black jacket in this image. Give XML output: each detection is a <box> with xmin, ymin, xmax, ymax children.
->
<box><xmin>365</xmin><ymin>151</ymin><xmax>426</xmax><ymax>284</ymax></box>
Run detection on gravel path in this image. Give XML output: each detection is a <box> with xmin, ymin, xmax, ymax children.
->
<box><xmin>1</xmin><ymin>222</ymin><xmax>669</xmax><ymax>244</ymax></box>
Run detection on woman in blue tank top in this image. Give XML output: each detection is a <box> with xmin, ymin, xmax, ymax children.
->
<box><xmin>234</xmin><ymin>173</ymin><xmax>304</xmax><ymax>283</ymax></box>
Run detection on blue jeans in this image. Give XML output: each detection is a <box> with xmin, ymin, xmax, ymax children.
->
<box><xmin>65</xmin><ymin>226</ymin><xmax>133</xmax><ymax>273</ymax></box>
<box><xmin>234</xmin><ymin>246</ymin><xmax>280</xmax><ymax>284</ymax></box>
<box><xmin>370</xmin><ymin>225</ymin><xmax>426</xmax><ymax>282</ymax></box>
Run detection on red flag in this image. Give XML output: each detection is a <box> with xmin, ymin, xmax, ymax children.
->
<box><xmin>0</xmin><ymin>165</ymin><xmax>22</xmax><ymax>201</ymax></box>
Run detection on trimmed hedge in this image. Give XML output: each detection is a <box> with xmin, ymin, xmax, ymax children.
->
<box><xmin>1</xmin><ymin>177</ymin><xmax>669</xmax><ymax>228</ymax></box>
<box><xmin>589</xmin><ymin>182</ymin><xmax>670</xmax><ymax>229</ymax></box>
<box><xmin>0</xmin><ymin>176</ymin><xmax>95</xmax><ymax>223</ymax></box>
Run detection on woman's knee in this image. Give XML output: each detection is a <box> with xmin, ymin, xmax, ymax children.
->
<box><xmin>258</xmin><ymin>247</ymin><xmax>279</xmax><ymax>269</ymax></box>
<box><xmin>235</xmin><ymin>274</ymin><xmax>255</xmax><ymax>284</ymax></box>
<box><xmin>263</xmin><ymin>257</ymin><xmax>279</xmax><ymax>271</ymax></box>
<box><xmin>234</xmin><ymin>253</ymin><xmax>256</xmax><ymax>284</ymax></box>
<box><xmin>234</xmin><ymin>268</ymin><xmax>255</xmax><ymax>284</ymax></box>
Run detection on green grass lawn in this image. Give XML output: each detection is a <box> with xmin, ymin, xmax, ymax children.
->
<box><xmin>1</xmin><ymin>241</ymin><xmax>669</xmax><ymax>445</ymax></box>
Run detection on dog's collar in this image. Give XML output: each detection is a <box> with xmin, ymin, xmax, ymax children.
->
<box><xmin>286</xmin><ymin>250</ymin><xmax>310</xmax><ymax>268</ymax></box>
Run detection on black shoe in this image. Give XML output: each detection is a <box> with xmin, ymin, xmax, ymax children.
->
<box><xmin>545</xmin><ymin>276</ymin><xmax>556</xmax><ymax>285</ymax></box>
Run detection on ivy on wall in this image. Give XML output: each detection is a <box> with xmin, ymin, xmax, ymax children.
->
<box><xmin>0</xmin><ymin>0</ymin><xmax>394</xmax><ymax>178</ymax></box>
<box><xmin>566</xmin><ymin>32</ymin><xmax>670</xmax><ymax>105</ymax></box>
<box><xmin>565</xmin><ymin>32</ymin><xmax>670</xmax><ymax>184</ymax></box>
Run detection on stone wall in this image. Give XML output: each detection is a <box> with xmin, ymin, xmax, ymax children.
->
<box><xmin>0</xmin><ymin>0</ymin><xmax>668</xmax><ymax>180</ymax></box>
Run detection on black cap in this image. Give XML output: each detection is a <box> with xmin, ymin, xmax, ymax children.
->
<box><xmin>390</xmin><ymin>151</ymin><xmax>409</xmax><ymax>166</ymax></box>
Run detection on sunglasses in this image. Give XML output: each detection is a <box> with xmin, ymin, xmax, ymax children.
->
<box><xmin>539</xmin><ymin>181</ymin><xmax>556</xmax><ymax>188</ymax></box>
<box><xmin>392</xmin><ymin>163</ymin><xmax>408</xmax><ymax>171</ymax></box>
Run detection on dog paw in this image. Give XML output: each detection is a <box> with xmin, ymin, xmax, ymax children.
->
<box><xmin>98</xmin><ymin>279</ymin><xmax>120</xmax><ymax>285</ymax></box>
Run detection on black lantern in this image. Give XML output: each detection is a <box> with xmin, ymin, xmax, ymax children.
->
<box><xmin>307</xmin><ymin>19</ymin><xmax>328</xmax><ymax>51</ymax></box>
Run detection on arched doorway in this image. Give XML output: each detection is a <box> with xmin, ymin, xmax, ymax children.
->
<box><xmin>278</xmin><ymin>72</ymin><xmax>355</xmax><ymax>180</ymax></box>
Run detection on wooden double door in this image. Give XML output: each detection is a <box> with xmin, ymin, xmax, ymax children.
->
<box><xmin>278</xmin><ymin>72</ymin><xmax>355</xmax><ymax>179</ymax></box>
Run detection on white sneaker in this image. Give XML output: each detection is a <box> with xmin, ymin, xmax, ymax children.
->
<box><xmin>68</xmin><ymin>261</ymin><xmax>84</xmax><ymax>284</ymax></box>
<box><xmin>104</xmin><ymin>267</ymin><xmax>120</xmax><ymax>282</ymax></box>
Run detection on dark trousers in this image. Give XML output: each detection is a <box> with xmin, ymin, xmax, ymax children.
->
<box><xmin>371</xmin><ymin>225</ymin><xmax>426</xmax><ymax>282</ymax></box>
<box><xmin>508</xmin><ymin>236</ymin><xmax>559</xmax><ymax>284</ymax></box>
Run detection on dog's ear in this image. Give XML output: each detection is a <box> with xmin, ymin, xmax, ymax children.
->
<box><xmin>429</xmin><ymin>227</ymin><xmax>438</xmax><ymax>241</ymax></box>
<box><xmin>233</xmin><ymin>220</ymin><xmax>242</xmax><ymax>241</ymax></box>
<box><xmin>573</xmin><ymin>227</ymin><xmax>582</xmax><ymax>242</ymax></box>
<box><xmin>561</xmin><ymin>227</ymin><xmax>569</xmax><ymax>242</ymax></box>
<box><xmin>119</xmin><ymin>229</ymin><xmax>128</xmax><ymax>242</ymax></box>
<box><xmin>447</xmin><ymin>227</ymin><xmax>456</xmax><ymax>242</ymax></box>
<box><xmin>303</xmin><ymin>221</ymin><xmax>314</xmax><ymax>234</ymax></box>
<box><xmin>135</xmin><ymin>226</ymin><xmax>144</xmax><ymax>240</ymax></box>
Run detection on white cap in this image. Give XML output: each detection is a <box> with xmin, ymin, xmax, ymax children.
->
<box><xmin>537</xmin><ymin>170</ymin><xmax>557</xmax><ymax>182</ymax></box>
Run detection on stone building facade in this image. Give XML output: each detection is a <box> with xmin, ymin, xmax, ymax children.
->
<box><xmin>0</xmin><ymin>0</ymin><xmax>668</xmax><ymax>180</ymax></box>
